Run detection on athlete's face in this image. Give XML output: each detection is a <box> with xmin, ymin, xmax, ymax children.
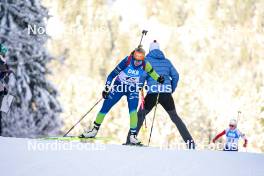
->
<box><xmin>133</xmin><ymin>51</ymin><xmax>145</xmax><ymax>61</ymax></box>
<box><xmin>229</xmin><ymin>124</ymin><xmax>236</xmax><ymax>130</ymax></box>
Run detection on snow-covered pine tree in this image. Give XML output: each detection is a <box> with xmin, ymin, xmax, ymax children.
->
<box><xmin>0</xmin><ymin>0</ymin><xmax>62</xmax><ymax>137</ymax></box>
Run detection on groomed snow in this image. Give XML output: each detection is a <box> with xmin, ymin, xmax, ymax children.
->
<box><xmin>0</xmin><ymin>137</ymin><xmax>263</xmax><ymax>176</ymax></box>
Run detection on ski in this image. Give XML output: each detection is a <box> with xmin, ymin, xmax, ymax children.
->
<box><xmin>122</xmin><ymin>142</ymin><xmax>146</xmax><ymax>147</ymax></box>
<box><xmin>40</xmin><ymin>136</ymin><xmax>147</xmax><ymax>146</ymax></box>
<box><xmin>40</xmin><ymin>136</ymin><xmax>113</xmax><ymax>142</ymax></box>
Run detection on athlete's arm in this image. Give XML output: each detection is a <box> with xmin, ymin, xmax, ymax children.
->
<box><xmin>105</xmin><ymin>57</ymin><xmax>128</xmax><ymax>86</ymax></box>
<box><xmin>212</xmin><ymin>130</ymin><xmax>226</xmax><ymax>143</ymax></box>
<box><xmin>239</xmin><ymin>130</ymin><xmax>248</xmax><ymax>148</ymax></box>
<box><xmin>144</xmin><ymin>61</ymin><xmax>159</xmax><ymax>81</ymax></box>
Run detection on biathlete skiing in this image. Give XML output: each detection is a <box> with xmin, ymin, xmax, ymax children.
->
<box><xmin>80</xmin><ymin>46</ymin><xmax>164</xmax><ymax>145</ymax></box>
<box><xmin>212</xmin><ymin>119</ymin><xmax>248</xmax><ymax>151</ymax></box>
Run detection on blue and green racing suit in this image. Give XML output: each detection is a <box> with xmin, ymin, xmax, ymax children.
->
<box><xmin>94</xmin><ymin>55</ymin><xmax>160</xmax><ymax>134</ymax></box>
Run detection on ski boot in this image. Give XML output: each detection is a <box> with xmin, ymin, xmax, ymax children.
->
<box><xmin>128</xmin><ymin>133</ymin><xmax>142</xmax><ymax>145</ymax></box>
<box><xmin>80</xmin><ymin>123</ymin><xmax>100</xmax><ymax>138</ymax></box>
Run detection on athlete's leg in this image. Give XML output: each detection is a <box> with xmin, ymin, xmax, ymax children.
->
<box><xmin>94</xmin><ymin>90</ymin><xmax>124</xmax><ymax>126</ymax></box>
<box><xmin>126</xmin><ymin>91</ymin><xmax>139</xmax><ymax>134</ymax></box>
<box><xmin>125</xmin><ymin>91</ymin><xmax>144</xmax><ymax>144</ymax></box>
<box><xmin>159</xmin><ymin>93</ymin><xmax>195</xmax><ymax>149</ymax></box>
<box><xmin>81</xmin><ymin>88</ymin><xmax>125</xmax><ymax>138</ymax></box>
<box><xmin>125</xmin><ymin>93</ymin><xmax>157</xmax><ymax>143</ymax></box>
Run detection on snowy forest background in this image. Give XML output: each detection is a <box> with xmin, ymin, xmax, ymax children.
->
<box><xmin>0</xmin><ymin>0</ymin><xmax>263</xmax><ymax>152</ymax></box>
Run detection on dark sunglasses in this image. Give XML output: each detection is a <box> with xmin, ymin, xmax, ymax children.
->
<box><xmin>229</xmin><ymin>124</ymin><xmax>235</xmax><ymax>128</ymax></box>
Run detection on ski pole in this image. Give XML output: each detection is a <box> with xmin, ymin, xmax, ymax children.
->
<box><xmin>63</xmin><ymin>97</ymin><xmax>103</xmax><ymax>137</ymax></box>
<box><xmin>138</xmin><ymin>30</ymin><xmax>148</xmax><ymax>47</ymax></box>
<box><xmin>148</xmin><ymin>92</ymin><xmax>160</xmax><ymax>146</ymax></box>
<box><xmin>237</xmin><ymin>111</ymin><xmax>241</xmax><ymax>125</ymax></box>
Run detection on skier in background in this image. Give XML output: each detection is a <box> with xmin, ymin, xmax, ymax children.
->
<box><xmin>212</xmin><ymin>119</ymin><xmax>248</xmax><ymax>151</ymax></box>
<box><xmin>126</xmin><ymin>40</ymin><xmax>195</xmax><ymax>149</ymax></box>
<box><xmin>80</xmin><ymin>47</ymin><xmax>164</xmax><ymax>145</ymax></box>
<box><xmin>0</xmin><ymin>43</ymin><xmax>10</xmax><ymax>135</ymax></box>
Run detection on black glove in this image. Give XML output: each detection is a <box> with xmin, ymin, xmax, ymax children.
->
<box><xmin>157</xmin><ymin>76</ymin><xmax>165</xmax><ymax>84</ymax></box>
<box><xmin>102</xmin><ymin>86</ymin><xmax>110</xmax><ymax>99</ymax></box>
